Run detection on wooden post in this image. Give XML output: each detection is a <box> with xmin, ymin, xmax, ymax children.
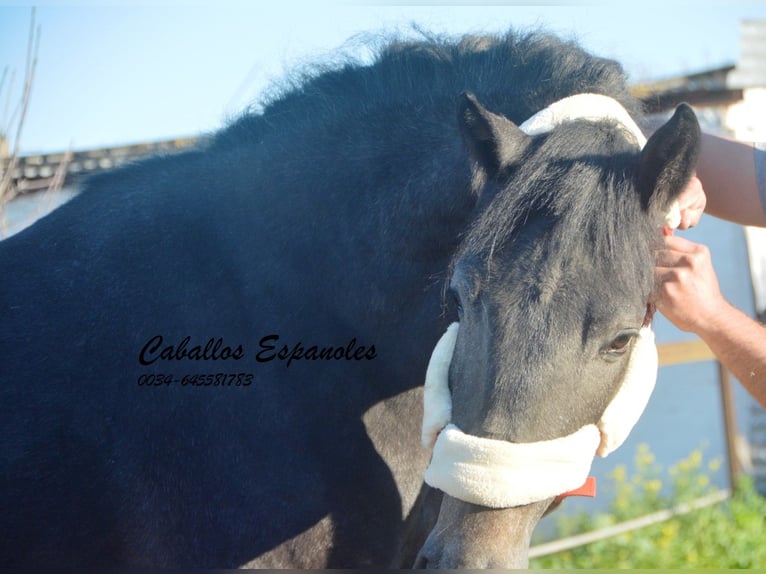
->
<box><xmin>718</xmin><ymin>362</ymin><xmax>742</xmax><ymax>491</ymax></box>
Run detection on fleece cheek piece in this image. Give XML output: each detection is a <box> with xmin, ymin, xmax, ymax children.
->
<box><xmin>421</xmin><ymin>322</ymin><xmax>459</xmax><ymax>449</ymax></box>
<box><xmin>597</xmin><ymin>325</ymin><xmax>658</xmax><ymax>457</ymax></box>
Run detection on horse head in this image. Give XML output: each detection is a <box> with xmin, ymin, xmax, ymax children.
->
<box><xmin>414</xmin><ymin>93</ymin><xmax>700</xmax><ymax>568</ymax></box>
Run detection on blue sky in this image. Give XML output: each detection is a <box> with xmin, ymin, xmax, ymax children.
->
<box><xmin>2</xmin><ymin>1</ymin><xmax>766</xmax><ymax>154</ymax></box>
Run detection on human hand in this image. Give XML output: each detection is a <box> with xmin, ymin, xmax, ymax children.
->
<box><xmin>654</xmin><ymin>235</ymin><xmax>727</xmax><ymax>334</ymax></box>
<box><xmin>674</xmin><ymin>175</ymin><xmax>706</xmax><ymax>230</ymax></box>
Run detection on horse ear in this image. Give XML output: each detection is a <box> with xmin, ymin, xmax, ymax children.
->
<box><xmin>457</xmin><ymin>92</ymin><xmax>530</xmax><ymax>179</ymax></box>
<box><xmin>637</xmin><ymin>103</ymin><xmax>701</xmax><ymax>215</ymax></box>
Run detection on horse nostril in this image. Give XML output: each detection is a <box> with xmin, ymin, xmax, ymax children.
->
<box><xmin>413</xmin><ymin>549</ymin><xmax>436</xmax><ymax>569</ymax></box>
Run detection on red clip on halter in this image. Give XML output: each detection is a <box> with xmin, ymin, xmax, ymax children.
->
<box><xmin>554</xmin><ymin>475</ymin><xmax>597</xmax><ymax>505</ymax></box>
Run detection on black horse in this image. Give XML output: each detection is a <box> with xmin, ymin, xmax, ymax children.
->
<box><xmin>0</xmin><ymin>30</ymin><xmax>698</xmax><ymax>568</ymax></box>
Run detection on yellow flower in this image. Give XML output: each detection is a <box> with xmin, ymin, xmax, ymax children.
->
<box><xmin>644</xmin><ymin>479</ymin><xmax>662</xmax><ymax>493</ymax></box>
<box><xmin>611</xmin><ymin>464</ymin><xmax>627</xmax><ymax>483</ymax></box>
<box><xmin>658</xmin><ymin>521</ymin><xmax>679</xmax><ymax>548</ymax></box>
<box><xmin>689</xmin><ymin>449</ymin><xmax>703</xmax><ymax>467</ymax></box>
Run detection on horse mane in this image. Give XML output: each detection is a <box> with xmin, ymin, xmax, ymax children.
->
<box><xmin>80</xmin><ymin>26</ymin><xmax>652</xmax><ymax>299</ymax></box>
<box><xmin>82</xmin><ymin>28</ymin><xmax>644</xmax><ymax>200</ymax></box>
<box><xmin>213</xmin><ymin>28</ymin><xmax>643</xmax><ymax>150</ymax></box>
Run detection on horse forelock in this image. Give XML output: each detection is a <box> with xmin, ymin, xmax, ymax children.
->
<box><xmin>447</xmin><ymin>118</ymin><xmax>658</xmax><ymax>443</ymax></box>
<box><xmin>455</xmin><ymin>119</ymin><xmax>656</xmax><ymax>297</ymax></box>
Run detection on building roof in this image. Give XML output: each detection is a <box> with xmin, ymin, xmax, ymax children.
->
<box><xmin>635</xmin><ymin>19</ymin><xmax>766</xmax><ymax>114</ymax></box>
<box><xmin>728</xmin><ymin>19</ymin><xmax>766</xmax><ymax>88</ymax></box>
<box><xmin>1</xmin><ymin>137</ymin><xmax>199</xmax><ymax>194</ymax></box>
<box><xmin>632</xmin><ymin>64</ymin><xmax>745</xmax><ymax>114</ymax></box>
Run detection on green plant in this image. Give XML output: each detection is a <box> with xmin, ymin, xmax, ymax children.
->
<box><xmin>0</xmin><ymin>8</ymin><xmax>40</xmax><ymax>237</ymax></box>
<box><xmin>531</xmin><ymin>444</ymin><xmax>766</xmax><ymax>568</ymax></box>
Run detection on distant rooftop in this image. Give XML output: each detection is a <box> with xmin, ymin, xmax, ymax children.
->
<box><xmin>633</xmin><ymin>64</ymin><xmax>743</xmax><ymax>114</ymax></box>
<box><xmin>728</xmin><ymin>19</ymin><xmax>766</xmax><ymax>88</ymax></box>
<box><xmin>1</xmin><ymin>137</ymin><xmax>199</xmax><ymax>194</ymax></box>
<box><xmin>635</xmin><ymin>19</ymin><xmax>766</xmax><ymax>114</ymax></box>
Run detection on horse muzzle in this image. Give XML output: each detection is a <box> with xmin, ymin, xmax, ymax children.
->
<box><xmin>413</xmin><ymin>492</ymin><xmax>548</xmax><ymax>569</ymax></box>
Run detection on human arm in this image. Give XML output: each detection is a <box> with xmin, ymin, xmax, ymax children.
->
<box><xmin>655</xmin><ymin>234</ymin><xmax>766</xmax><ymax>409</ymax></box>
<box><xmin>693</xmin><ymin>133</ymin><xmax>766</xmax><ymax>227</ymax></box>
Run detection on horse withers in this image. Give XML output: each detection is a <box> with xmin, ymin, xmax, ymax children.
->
<box><xmin>0</xmin><ymin>30</ymin><xmax>699</xmax><ymax>568</ymax></box>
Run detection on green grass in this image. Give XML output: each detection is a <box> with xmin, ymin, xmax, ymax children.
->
<box><xmin>531</xmin><ymin>444</ymin><xmax>766</xmax><ymax>568</ymax></box>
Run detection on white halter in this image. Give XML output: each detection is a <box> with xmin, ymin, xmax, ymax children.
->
<box><xmin>422</xmin><ymin>94</ymin><xmax>674</xmax><ymax>508</ymax></box>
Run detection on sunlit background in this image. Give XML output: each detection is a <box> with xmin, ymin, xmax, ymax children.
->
<box><xmin>2</xmin><ymin>1</ymin><xmax>765</xmax><ymax>153</ymax></box>
<box><xmin>2</xmin><ymin>0</ymin><xmax>766</xmax><ymax>558</ymax></box>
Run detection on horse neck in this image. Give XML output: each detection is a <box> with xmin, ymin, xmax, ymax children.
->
<box><xmin>268</xmin><ymin>103</ymin><xmax>475</xmax><ymax>315</ymax></box>
<box><xmin>220</xmin><ymin>102</ymin><xmax>478</xmax><ymax>394</ymax></box>
<box><xmin>315</xmin><ymin>106</ymin><xmax>477</xmax><ymax>383</ymax></box>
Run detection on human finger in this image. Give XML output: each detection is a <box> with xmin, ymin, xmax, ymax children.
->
<box><xmin>660</xmin><ymin>233</ymin><xmax>701</xmax><ymax>254</ymax></box>
<box><xmin>675</xmin><ymin>175</ymin><xmax>706</xmax><ymax>229</ymax></box>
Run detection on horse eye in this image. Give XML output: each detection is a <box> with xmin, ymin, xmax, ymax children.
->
<box><xmin>606</xmin><ymin>331</ymin><xmax>637</xmax><ymax>356</ymax></box>
<box><xmin>449</xmin><ymin>288</ymin><xmax>464</xmax><ymax>320</ymax></box>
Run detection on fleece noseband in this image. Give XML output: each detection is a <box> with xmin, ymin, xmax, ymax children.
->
<box><xmin>421</xmin><ymin>94</ymin><xmax>675</xmax><ymax>509</ymax></box>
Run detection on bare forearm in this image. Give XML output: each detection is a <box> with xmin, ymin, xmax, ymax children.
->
<box><xmin>697</xmin><ymin>133</ymin><xmax>766</xmax><ymax>227</ymax></box>
<box><xmin>655</xmin><ymin>236</ymin><xmax>766</xmax><ymax>408</ymax></box>
<box><xmin>697</xmin><ymin>300</ymin><xmax>766</xmax><ymax>409</ymax></box>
